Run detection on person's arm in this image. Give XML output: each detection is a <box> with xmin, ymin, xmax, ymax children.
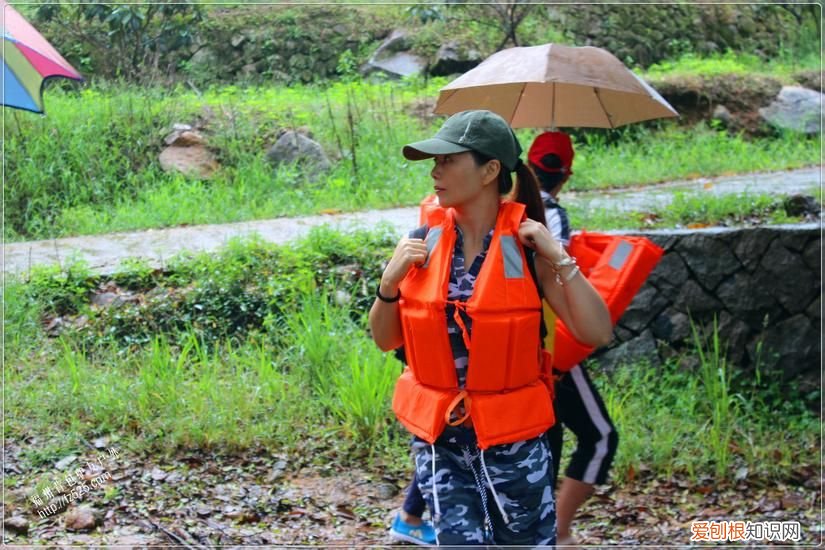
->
<box><xmin>369</xmin><ymin>237</ymin><xmax>429</xmax><ymax>351</ymax></box>
<box><xmin>518</xmin><ymin>219</ymin><xmax>612</xmax><ymax>348</ymax></box>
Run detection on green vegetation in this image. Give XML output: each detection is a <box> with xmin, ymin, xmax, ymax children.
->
<box><xmin>5</xmin><ymin>80</ymin><xmax>819</xmax><ymax>242</ymax></box>
<box><xmin>643</xmin><ymin>50</ymin><xmax>820</xmax><ymax>80</ymax></box>
<box><xmin>568</xmin><ymin>189</ymin><xmax>815</xmax><ymax>231</ymax></box>
<box><xmin>5</xmin><ymin>229</ymin><xmax>819</xmax><ymax>483</ymax></box>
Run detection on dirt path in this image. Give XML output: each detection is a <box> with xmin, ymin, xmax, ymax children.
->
<box><xmin>4</xmin><ymin>167</ymin><xmax>820</xmax><ymax>277</ymax></box>
<box><xmin>3</xmin><ymin>441</ymin><xmax>821</xmax><ymax>546</ymax></box>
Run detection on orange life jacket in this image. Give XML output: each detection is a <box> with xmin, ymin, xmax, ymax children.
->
<box><xmin>392</xmin><ymin>200</ymin><xmax>555</xmax><ymax>450</ymax></box>
<box><xmin>551</xmin><ymin>231</ymin><xmax>664</xmax><ymax>371</ymax></box>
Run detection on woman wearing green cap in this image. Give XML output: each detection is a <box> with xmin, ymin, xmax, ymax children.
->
<box><xmin>370</xmin><ymin>110</ymin><xmax>611</xmax><ymax>545</ymax></box>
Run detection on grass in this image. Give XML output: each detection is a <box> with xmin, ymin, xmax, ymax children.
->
<box><xmin>567</xmin><ymin>123</ymin><xmax>820</xmax><ymax>192</ymax></box>
<box><xmin>5</xmin><ymin>228</ymin><xmax>819</xmax><ymax>485</ymax></box>
<box><xmin>567</xmin><ymin>188</ymin><xmax>816</xmax><ymax>231</ymax></box>
<box><xmin>4</xmin><ymin>78</ymin><xmax>819</xmax><ymax>241</ymax></box>
<box><xmin>642</xmin><ymin>49</ymin><xmax>820</xmax><ymax>80</ymax></box>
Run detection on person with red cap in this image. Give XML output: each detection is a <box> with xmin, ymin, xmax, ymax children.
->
<box><xmin>528</xmin><ymin>131</ymin><xmax>620</xmax><ymax>547</ymax></box>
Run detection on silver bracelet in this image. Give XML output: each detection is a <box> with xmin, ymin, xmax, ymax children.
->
<box><xmin>554</xmin><ymin>264</ymin><xmax>580</xmax><ymax>286</ymax></box>
<box><xmin>564</xmin><ymin>265</ymin><xmax>580</xmax><ymax>282</ymax></box>
<box><xmin>551</xmin><ymin>241</ymin><xmax>576</xmax><ymax>270</ymax></box>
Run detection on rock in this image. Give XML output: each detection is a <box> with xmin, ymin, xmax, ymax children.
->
<box><xmin>674</xmin><ymin>280</ymin><xmax>722</xmax><ymax>314</ymax></box>
<box><xmin>268</xmin><ymin>460</ymin><xmax>287</xmax><ymax>482</ymax></box>
<box><xmin>733</xmin><ymin>227</ymin><xmax>775</xmax><ymax>272</ymax></box>
<box><xmin>646</xmin><ymin>251</ymin><xmax>689</xmax><ymax>300</ymax></box>
<box><xmin>612</xmin><ymin>325</ymin><xmax>635</xmax><ymax>343</ymax></box>
<box><xmin>90</xmin><ymin>292</ymin><xmax>122</xmax><ymax>308</ymax></box>
<box><xmin>374</xmin><ymin>482</ymin><xmax>399</xmax><ymax>500</ymax></box>
<box><xmin>92</xmin><ymin>437</ymin><xmax>109</xmax><ymax>449</ymax></box>
<box><xmin>716</xmin><ymin>270</ymin><xmax>781</xmax><ymax>329</ymax></box>
<box><xmin>759</xmin><ymin>239</ymin><xmax>817</xmax><ymax>314</ymax></box>
<box><xmin>712</xmin><ymin>104</ymin><xmax>732</xmax><ymax>125</ymax></box>
<box><xmin>64</xmin><ymin>506</ymin><xmax>101</xmax><ymax>531</ymax></box>
<box><xmin>164</xmin><ymin>129</ymin><xmax>206</xmax><ymax>147</ymax></box>
<box><xmin>150</xmin><ymin>467</ymin><xmax>168</xmax><ymax>481</ymax></box>
<box><xmin>717</xmin><ymin>311</ymin><xmax>751</xmax><ymax>366</ymax></box>
<box><xmin>675</xmin><ymin>234</ymin><xmax>740</xmax><ymax>290</ymax></box>
<box><xmin>806</xmin><ymin>295</ymin><xmax>820</xmax><ymax>320</ymax></box>
<box><xmin>429</xmin><ymin>42</ymin><xmax>482</xmax><ymax>76</ymax></box>
<box><xmin>618</xmin><ymin>285</ymin><xmax>669</xmax><ymax>332</ymax></box>
<box><xmin>55</xmin><ymin>455</ymin><xmax>77</xmax><ymax>470</ymax></box>
<box><xmin>159</xmin><ymin>145</ymin><xmax>219</xmax><ymax>179</ymax></box>
<box><xmin>266</xmin><ymin>131</ymin><xmax>332</xmax><ymax>181</ymax></box>
<box><xmin>595</xmin><ymin>329</ymin><xmax>660</xmax><ymax>370</ymax></box>
<box><xmin>361</xmin><ymin>29</ymin><xmax>426</xmax><ymax>78</ymax></box>
<box><xmin>802</xmin><ymin>235</ymin><xmax>821</xmax><ymax>272</ymax></box>
<box><xmin>230</xmin><ymin>33</ymin><xmax>246</xmax><ymax>48</ymax></box>
<box><xmin>792</xmin><ymin>70</ymin><xmax>822</xmax><ymax>91</ymax></box>
<box><xmin>746</xmin><ymin>314</ymin><xmax>819</xmax><ymax>377</ymax></box>
<box><xmin>758</xmin><ymin>86</ymin><xmax>823</xmax><ymax>134</ymax></box>
<box><xmin>783</xmin><ymin>194</ymin><xmax>820</xmax><ymax>218</ymax></box>
<box><xmin>650</xmin><ymin>309</ymin><xmax>691</xmax><ymax>343</ymax></box>
<box><xmin>5</xmin><ymin>515</ymin><xmax>29</xmax><ymax>535</ymax></box>
<box><xmin>189</xmin><ymin>47</ymin><xmax>217</xmax><ymax>68</ymax></box>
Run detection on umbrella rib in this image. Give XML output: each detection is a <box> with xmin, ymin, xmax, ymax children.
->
<box><xmin>509</xmin><ymin>83</ymin><xmax>527</xmax><ymax>126</ymax></box>
<box><xmin>593</xmin><ymin>88</ymin><xmax>615</xmax><ymax>129</ymax></box>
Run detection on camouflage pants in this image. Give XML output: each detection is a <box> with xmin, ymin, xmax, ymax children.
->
<box><xmin>412</xmin><ymin>426</ymin><xmax>556</xmax><ymax>546</ymax></box>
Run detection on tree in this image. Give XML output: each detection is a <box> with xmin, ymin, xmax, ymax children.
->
<box><xmin>35</xmin><ymin>2</ymin><xmax>204</xmax><ymax>82</ymax></box>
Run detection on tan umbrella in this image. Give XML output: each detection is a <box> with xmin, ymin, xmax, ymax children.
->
<box><xmin>433</xmin><ymin>43</ymin><xmax>678</xmax><ymax>129</ymax></box>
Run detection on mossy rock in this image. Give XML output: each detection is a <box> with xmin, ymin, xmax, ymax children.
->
<box><xmin>548</xmin><ymin>4</ymin><xmax>804</xmax><ymax>68</ymax></box>
<box><xmin>649</xmin><ymin>73</ymin><xmax>784</xmax><ymax>134</ymax></box>
<box><xmin>193</xmin><ymin>5</ymin><xmax>395</xmax><ymax>84</ymax></box>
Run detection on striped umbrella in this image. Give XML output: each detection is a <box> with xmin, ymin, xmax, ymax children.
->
<box><xmin>2</xmin><ymin>0</ymin><xmax>83</xmax><ymax>113</ymax></box>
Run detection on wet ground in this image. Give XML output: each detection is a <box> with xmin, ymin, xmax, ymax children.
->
<box><xmin>4</xmin><ymin>166</ymin><xmax>820</xmax><ymax>276</ymax></box>
<box><xmin>3</xmin><ymin>440</ymin><xmax>821</xmax><ymax>547</ymax></box>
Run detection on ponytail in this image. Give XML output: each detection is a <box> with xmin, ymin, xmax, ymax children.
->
<box><xmin>514</xmin><ymin>162</ymin><xmax>547</xmax><ymax>227</ymax></box>
<box><xmin>470</xmin><ymin>151</ymin><xmax>547</xmax><ymax>227</ymax></box>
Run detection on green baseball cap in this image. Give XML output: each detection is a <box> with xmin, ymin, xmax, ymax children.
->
<box><xmin>403</xmin><ymin>110</ymin><xmax>523</xmax><ymax>171</ymax></box>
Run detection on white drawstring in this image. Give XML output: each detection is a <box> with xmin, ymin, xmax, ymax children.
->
<box><xmin>431</xmin><ymin>443</ymin><xmax>441</xmax><ymax>525</ymax></box>
<box><xmin>480</xmin><ymin>449</ymin><xmax>510</xmax><ymax>524</ymax></box>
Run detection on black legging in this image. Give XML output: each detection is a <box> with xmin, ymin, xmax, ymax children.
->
<box><xmin>546</xmin><ymin>365</ymin><xmax>618</xmax><ymax>487</ymax></box>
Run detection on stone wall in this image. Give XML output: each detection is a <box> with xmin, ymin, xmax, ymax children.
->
<box><xmin>591</xmin><ymin>224</ymin><xmax>821</xmax><ymax>379</ymax></box>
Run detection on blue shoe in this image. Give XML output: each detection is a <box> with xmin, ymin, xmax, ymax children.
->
<box><xmin>389</xmin><ymin>513</ymin><xmax>436</xmax><ymax>546</ymax></box>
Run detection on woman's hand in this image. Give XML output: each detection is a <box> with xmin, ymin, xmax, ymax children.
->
<box><xmin>380</xmin><ymin>237</ymin><xmax>429</xmax><ymax>294</ymax></box>
<box><xmin>518</xmin><ymin>219</ymin><xmax>564</xmax><ymax>264</ymax></box>
<box><xmin>370</xmin><ymin>237</ymin><xmax>428</xmax><ymax>351</ymax></box>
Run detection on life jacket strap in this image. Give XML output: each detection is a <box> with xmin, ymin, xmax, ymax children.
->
<box><xmin>445</xmin><ymin>390</ymin><xmax>471</xmax><ymax>427</ymax></box>
<box><xmin>448</xmin><ymin>299</ymin><xmax>472</xmax><ymax>351</ymax></box>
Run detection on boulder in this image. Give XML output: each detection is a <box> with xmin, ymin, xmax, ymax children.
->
<box><xmin>429</xmin><ymin>42</ymin><xmax>482</xmax><ymax>76</ymax></box>
<box><xmin>783</xmin><ymin>194</ymin><xmax>820</xmax><ymax>218</ymax></box>
<box><xmin>266</xmin><ymin>131</ymin><xmax>332</xmax><ymax>181</ymax></box>
<box><xmin>159</xmin><ymin>145</ymin><xmax>219</xmax><ymax>179</ymax></box>
<box><xmin>361</xmin><ymin>30</ymin><xmax>426</xmax><ymax>78</ymax></box>
<box><xmin>759</xmin><ymin>86</ymin><xmax>823</xmax><ymax>134</ymax></box>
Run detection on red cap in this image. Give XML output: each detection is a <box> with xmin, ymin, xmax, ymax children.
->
<box><xmin>527</xmin><ymin>131</ymin><xmax>574</xmax><ymax>175</ymax></box>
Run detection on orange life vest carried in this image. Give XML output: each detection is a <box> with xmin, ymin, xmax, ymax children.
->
<box><xmin>392</xmin><ymin>200</ymin><xmax>555</xmax><ymax>450</ymax></box>
<box><xmin>551</xmin><ymin>231</ymin><xmax>663</xmax><ymax>371</ymax></box>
